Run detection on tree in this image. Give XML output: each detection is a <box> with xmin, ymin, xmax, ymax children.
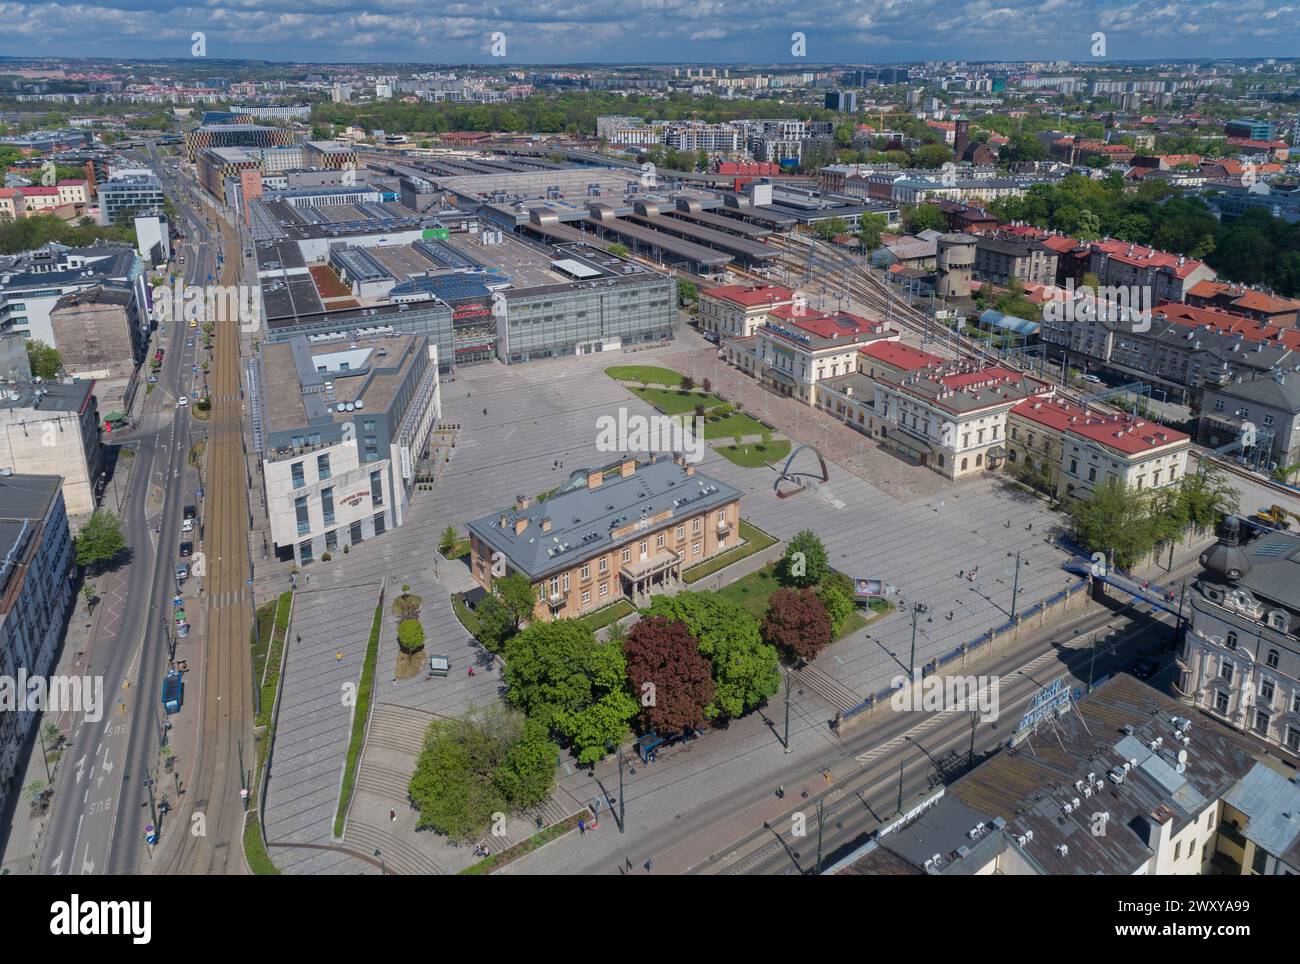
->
<box><xmin>914</xmin><ymin>143</ymin><xmax>953</xmax><ymax>169</ymax></box>
<box><xmin>1066</xmin><ymin>478</ymin><xmax>1159</xmax><ymax>570</ymax></box>
<box><xmin>1176</xmin><ymin>468</ymin><xmax>1237</xmax><ymax>533</ymax></box>
<box><xmin>475</xmin><ymin>594</ymin><xmax>514</xmax><ymax>652</ymax></box>
<box><xmin>494</xmin><ymin>572</ymin><xmax>537</xmax><ymax>631</ymax></box>
<box><xmin>779</xmin><ymin>530</ymin><xmax>829</xmax><ymax>588</ymax></box>
<box><xmin>857</xmin><ymin>213</ymin><xmax>887</xmax><ymax>253</ymax></box>
<box><xmin>75</xmin><ymin>510</ymin><xmax>126</xmax><ymax>571</ymax></box>
<box><xmin>396</xmin><ymin>618</ymin><xmax>426</xmax><ymax>655</ymax></box>
<box><xmin>816</xmin><ymin>572</ymin><xmax>856</xmax><ymax>638</ymax></box>
<box><xmin>814</xmin><ymin>217</ymin><xmax>848</xmax><ymax>241</ymax></box>
<box><xmin>502</xmin><ymin>619</ymin><xmax>637</xmax><ymax>764</ymax></box>
<box><xmin>761</xmin><ymin>587</ymin><xmax>833</xmax><ymax>661</ymax></box>
<box><xmin>623</xmin><ymin>616</ymin><xmax>715</xmax><ymax>734</ymax></box>
<box><xmin>701</xmin><ymin>377</ymin><xmax>712</xmax><ymax>393</ymax></box>
<box><xmin>26</xmin><ymin>340</ymin><xmax>62</xmax><ymax>379</ymax></box>
<box><xmin>82</xmin><ymin>583</ymin><xmax>97</xmax><ymax>610</ymax></box>
<box><xmin>608</xmin><ymin>242</ymin><xmax>629</xmax><ymax>258</ymax></box>
<box><xmin>677</xmin><ymin>278</ymin><xmax>697</xmax><ymax>306</ymax></box>
<box><xmin>408</xmin><ymin>705</ymin><xmax>557</xmax><ymax>841</ymax></box>
<box><xmin>439</xmin><ymin>525</ymin><xmax>459</xmax><ymax>554</ymax></box>
<box><xmin>641</xmin><ymin>593</ymin><xmax>780</xmax><ymax>720</ymax></box>
<box><xmin>902</xmin><ymin>203</ymin><xmax>948</xmax><ymax>234</ymax></box>
<box><xmin>680</xmin><ymin>374</ymin><xmax>695</xmax><ymax>391</ymax></box>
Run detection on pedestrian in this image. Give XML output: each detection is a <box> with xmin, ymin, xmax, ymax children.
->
<box><xmin>467</xmin><ymin>666</ymin><xmax>476</xmax><ymax>677</ymax></box>
<box><xmin>644</xmin><ymin>857</ymin><xmax>653</xmax><ymax>873</ymax></box>
<box><xmin>335</xmin><ymin>651</ymin><xmax>343</xmax><ymax>663</ymax></box>
<box><xmin>389</xmin><ymin>809</ymin><xmax>396</xmax><ymax>823</ymax></box>
<box><xmin>578</xmin><ymin>818</ymin><xmax>586</xmax><ymax>835</ymax></box>
<box><xmin>947</xmin><ymin>611</ymin><xmax>954</xmax><ymax>621</ymax></box>
<box><xmin>776</xmin><ymin>785</ymin><xmax>784</xmax><ymax>799</ymax></box>
<box><xmin>957</xmin><ymin>569</ymin><xmax>964</xmax><ymax>580</ymax></box>
<box><xmin>483</xmin><ymin>407</ymin><xmax>487</xmax><ymax>416</ymax></box>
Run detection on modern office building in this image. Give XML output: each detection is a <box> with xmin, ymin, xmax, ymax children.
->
<box><xmin>0</xmin><ymin>474</ymin><xmax>75</xmax><ymax>799</ymax></box>
<box><xmin>255</xmin><ymin>334</ymin><xmax>441</xmax><ymax>565</ymax></box>
<box><xmin>468</xmin><ymin>455</ymin><xmax>742</xmax><ymax>622</ymax></box>
<box><xmin>96</xmin><ymin>174</ymin><xmax>165</xmax><ymax>226</ymax></box>
<box><xmin>1178</xmin><ymin>517</ymin><xmax>1300</xmax><ymax>766</ymax></box>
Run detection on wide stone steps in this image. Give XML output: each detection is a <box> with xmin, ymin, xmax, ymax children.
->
<box><xmin>795</xmin><ymin>663</ymin><xmax>861</xmax><ymax>712</ymax></box>
<box><xmin>344</xmin><ymin>821</ymin><xmax>445</xmax><ymax>876</ymax></box>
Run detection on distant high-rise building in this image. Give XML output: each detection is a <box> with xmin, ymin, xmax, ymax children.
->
<box><xmin>824</xmin><ymin>90</ymin><xmax>857</xmax><ymax>112</ymax></box>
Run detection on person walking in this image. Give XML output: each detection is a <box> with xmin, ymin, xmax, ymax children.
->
<box><xmin>389</xmin><ymin>809</ymin><xmax>396</xmax><ymax>823</ymax></box>
<box><xmin>578</xmin><ymin>818</ymin><xmax>586</xmax><ymax>835</ymax></box>
<box><xmin>335</xmin><ymin>651</ymin><xmax>343</xmax><ymax>663</ymax></box>
<box><xmin>644</xmin><ymin>857</ymin><xmax>653</xmax><ymax>873</ymax></box>
<box><xmin>776</xmin><ymin>785</ymin><xmax>784</xmax><ymax>799</ymax></box>
<box><xmin>467</xmin><ymin>666</ymin><xmax>476</xmax><ymax>677</ymax></box>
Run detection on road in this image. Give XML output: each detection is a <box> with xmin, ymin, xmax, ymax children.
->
<box><xmin>36</xmin><ymin>143</ymin><xmax>211</xmax><ymax>875</ymax></box>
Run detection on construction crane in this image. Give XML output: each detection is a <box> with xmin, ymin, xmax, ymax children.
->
<box><xmin>1251</xmin><ymin>505</ymin><xmax>1300</xmax><ymax>531</ymax></box>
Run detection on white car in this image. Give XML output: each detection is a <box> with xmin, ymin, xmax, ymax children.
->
<box><xmin>178</xmin><ymin>395</ymin><xmax>189</xmax><ymax>407</ymax></box>
<box><xmin>181</xmin><ymin>518</ymin><xmax>195</xmax><ymax>533</ymax></box>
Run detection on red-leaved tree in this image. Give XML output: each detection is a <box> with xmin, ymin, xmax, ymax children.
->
<box><xmin>623</xmin><ymin>616</ymin><xmax>715</xmax><ymax>734</ymax></box>
<box><xmin>761</xmin><ymin>587</ymin><xmax>833</xmax><ymax>661</ymax></box>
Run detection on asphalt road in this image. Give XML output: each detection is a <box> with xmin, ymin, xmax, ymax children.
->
<box><xmin>37</xmin><ymin>142</ymin><xmax>211</xmax><ymax>875</ymax></box>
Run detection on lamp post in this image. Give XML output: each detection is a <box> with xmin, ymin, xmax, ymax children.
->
<box><xmin>909</xmin><ymin>601</ymin><xmax>929</xmax><ymax>676</ymax></box>
<box><xmin>783</xmin><ymin>668</ymin><xmax>792</xmax><ymax>753</ymax></box>
<box><xmin>1010</xmin><ymin>549</ymin><xmax>1022</xmax><ymax>621</ymax></box>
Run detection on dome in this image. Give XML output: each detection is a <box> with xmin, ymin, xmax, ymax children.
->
<box><xmin>1198</xmin><ymin>516</ymin><xmax>1250</xmax><ymax>584</ymax></box>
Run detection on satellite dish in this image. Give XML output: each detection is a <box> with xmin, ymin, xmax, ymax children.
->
<box><xmin>354</xmin><ymin>399</ymin><xmax>363</xmax><ymax>409</ymax></box>
<box><xmin>1177</xmin><ymin>748</ymin><xmax>1188</xmax><ymax>765</ymax></box>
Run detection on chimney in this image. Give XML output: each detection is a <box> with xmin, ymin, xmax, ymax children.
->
<box><xmin>541</xmin><ymin>518</ymin><xmax>552</xmax><ymax>533</ymax></box>
<box><xmin>620</xmin><ymin>457</ymin><xmax>637</xmax><ymax>478</ymax></box>
<box><xmin>514</xmin><ymin>494</ymin><xmax>531</xmax><ymax>511</ymax></box>
<box><xmin>685</xmin><ymin>464</ymin><xmax>695</xmax><ymax>476</ymax></box>
<box><xmin>514</xmin><ymin>516</ymin><xmax>529</xmax><ymax>535</ymax></box>
<box><xmin>587</xmin><ymin>469</ymin><xmax>603</xmax><ymax>489</ymax></box>
<box><xmin>499</xmin><ymin>514</ymin><xmax>508</xmax><ymax>528</ymax></box>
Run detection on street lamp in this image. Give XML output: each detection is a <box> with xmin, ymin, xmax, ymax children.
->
<box><xmin>909</xmin><ymin>601</ymin><xmax>930</xmax><ymax>676</ymax></box>
<box><xmin>374</xmin><ymin>848</ymin><xmax>386</xmax><ymax>875</ymax></box>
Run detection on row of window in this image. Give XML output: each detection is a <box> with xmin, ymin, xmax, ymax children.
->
<box><xmin>293</xmin><ymin>471</ymin><xmax>384</xmax><ymax>534</ymax></box>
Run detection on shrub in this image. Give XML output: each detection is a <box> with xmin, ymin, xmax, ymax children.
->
<box><xmin>397</xmin><ymin>618</ymin><xmax>426</xmax><ymax>655</ymax></box>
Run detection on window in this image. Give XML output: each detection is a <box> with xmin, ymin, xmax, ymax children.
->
<box><xmin>370</xmin><ymin>470</ymin><xmax>383</xmax><ymax>506</ymax></box>
<box><xmin>317</xmin><ymin>453</ymin><xmax>331</xmax><ymax>480</ymax></box>
<box><xmin>1214</xmin><ymin>690</ymin><xmax>1230</xmax><ymax>714</ymax></box>
<box><xmin>373</xmin><ymin>512</ymin><xmax>386</xmax><ymax>536</ymax></box>
<box><xmin>692</xmin><ymin>541</ymin><xmax>701</xmax><ymax>556</ymax></box>
<box><xmin>1088</xmin><ymin>466</ymin><xmax>1097</xmax><ymax>482</ymax></box>
<box><xmin>599</xmin><ymin>558</ymin><xmax>608</xmax><ymax>574</ymax></box>
<box><xmin>1220</xmin><ymin>661</ymin><xmax>1234</xmax><ymax>683</ymax></box>
<box><xmin>1226</xmin><ymin>632</ymin><xmax>1238</xmax><ymax>650</ymax></box>
<box><xmin>657</xmin><ymin>533</ymin><xmax>665</xmax><ymax>549</ymax></box>
<box><xmin>1287</xmin><ymin>726</ymin><xmax>1300</xmax><ymax>753</ymax></box>
<box><xmin>291</xmin><ymin>461</ymin><xmax>305</xmax><ymax>489</ymax></box>
<box><xmin>1069</xmin><ymin>458</ymin><xmax>1077</xmax><ymax>474</ymax></box>
<box><xmin>599</xmin><ymin>581</ymin><xmax>608</xmax><ymax>597</ymax></box>
<box><xmin>1260</xmin><ymin>679</ymin><xmax>1274</xmax><ymax>705</ymax></box>
<box><xmin>621</xmin><ymin>548</ymin><xmax>630</xmax><ymax>563</ymax></box>
<box><xmin>350</xmin><ymin>520</ymin><xmax>363</xmax><ymax>544</ymax></box>
<box><xmin>321</xmin><ymin>487</ymin><xmax>335</xmax><ymax>525</ymax></box>
<box><xmin>676</xmin><ymin>525</ymin><xmax>684</xmax><ymax>540</ymax></box>
<box><xmin>960</xmin><ymin>457</ymin><xmax>968</xmax><ymax>471</ymax></box>
<box><xmin>563</xmin><ymin>574</ymin><xmax>570</xmax><ymax>593</ymax></box>
<box><xmin>581</xmin><ymin>590</ymin><xmax>590</xmax><ymax>605</ymax></box>
<box><xmin>693</xmin><ymin>518</ymin><xmax>702</xmax><ymax>535</ymax></box>
<box><xmin>299</xmin><ymin>540</ymin><xmax>313</xmax><ymax>564</ymax></box>
<box><xmin>639</xmin><ymin>540</ymin><xmax>648</xmax><ymax>556</ymax></box>
<box><xmin>295</xmin><ymin>496</ymin><xmax>310</xmax><ymax>535</ymax></box>
<box><xmin>1253</xmin><ymin>710</ymin><xmax>1270</xmax><ymax>735</ymax></box>
<box><xmin>1214</xmin><ymin>400</ymin><xmax>1224</xmax><ymax>412</ymax></box>
<box><xmin>1174</xmin><ymin>841</ymin><xmax>1181</xmax><ymax>860</ymax></box>
<box><xmin>581</xmin><ymin>564</ymin><xmax>590</xmax><ymax>580</ymax></box>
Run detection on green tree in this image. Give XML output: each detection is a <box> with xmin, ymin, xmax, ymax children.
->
<box><xmin>780</xmin><ymin>530</ymin><xmax>830</xmax><ymax>588</ymax></box>
<box><xmin>607</xmin><ymin>242</ymin><xmax>629</xmax><ymax>258</ymax></box>
<box><xmin>502</xmin><ymin>619</ymin><xmax>636</xmax><ymax>764</ymax></box>
<box><xmin>914</xmin><ymin>143</ymin><xmax>953</xmax><ymax>169</ymax></box>
<box><xmin>677</xmin><ymin>278</ymin><xmax>697</xmax><ymax>306</ymax></box>
<box><xmin>857</xmin><ymin>213</ymin><xmax>887</xmax><ymax>253</ymax></box>
<box><xmin>494</xmin><ymin>572</ymin><xmax>537</xmax><ymax>631</ymax></box>
<box><xmin>475</xmin><ymin>594</ymin><xmax>514</xmax><ymax>652</ymax></box>
<box><xmin>26</xmin><ymin>340</ymin><xmax>62</xmax><ymax>379</ymax></box>
<box><xmin>1176</xmin><ymin>468</ymin><xmax>1237</xmax><ymax>532</ymax></box>
<box><xmin>814</xmin><ymin>217</ymin><xmax>849</xmax><ymax>241</ymax></box>
<box><xmin>902</xmin><ymin>203</ymin><xmax>948</xmax><ymax>234</ymax></box>
<box><xmin>1065</xmin><ymin>479</ymin><xmax>1159</xmax><ymax>570</ymax></box>
<box><xmin>75</xmin><ymin>510</ymin><xmax>126</xmax><ymax>572</ymax></box>
<box><xmin>816</xmin><ymin>572</ymin><xmax>856</xmax><ymax>637</ymax></box>
<box><xmin>439</xmin><ymin>524</ymin><xmax>458</xmax><ymax>554</ymax></box>
<box><xmin>641</xmin><ymin>593</ymin><xmax>780</xmax><ymax>720</ymax></box>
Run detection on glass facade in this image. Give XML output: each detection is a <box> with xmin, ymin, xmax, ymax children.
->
<box><xmin>502</xmin><ymin>276</ymin><xmax>675</xmax><ymax>363</ymax></box>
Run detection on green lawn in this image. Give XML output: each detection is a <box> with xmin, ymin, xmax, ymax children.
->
<box><xmin>577</xmin><ymin>599</ymin><xmax>634</xmax><ymax>633</ymax></box>
<box><xmin>703</xmin><ymin>411</ymin><xmax>767</xmax><ymax>440</ymax></box>
<box><xmin>458</xmin><ymin>814</ymin><xmax>582</xmax><ymax>875</ymax></box>
<box><xmin>451</xmin><ymin>592</ymin><xmax>482</xmax><ymax>639</ymax></box>
<box><xmin>714</xmin><ymin>438</ymin><xmax>791</xmax><ymax>468</ymax></box>
<box><xmin>439</xmin><ymin>539</ymin><xmax>470</xmax><ymax>560</ymax></box>
<box><xmin>682</xmin><ymin>520</ymin><xmax>779</xmax><ymax>583</ymax></box>
<box><xmin>605</xmin><ymin>365</ymin><xmax>684</xmax><ymax>386</ymax></box>
<box><xmin>630</xmin><ymin>386</ymin><xmax>724</xmax><ymax>416</ymax></box>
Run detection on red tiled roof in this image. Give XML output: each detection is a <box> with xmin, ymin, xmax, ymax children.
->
<box><xmin>702</xmin><ymin>284</ymin><xmax>795</xmax><ymax>308</ymax></box>
<box><xmin>858</xmin><ymin>341</ymin><xmax>944</xmax><ymax>371</ymax></box>
<box><xmin>939</xmin><ymin>366</ymin><xmax>1021</xmax><ymax>391</ymax></box>
<box><xmin>20</xmin><ymin>186</ymin><xmax>58</xmax><ymax>196</ymax></box>
<box><xmin>1091</xmin><ymin>239</ymin><xmax>1207</xmax><ymax>278</ymax></box>
<box><xmin>1154</xmin><ymin>303</ymin><xmax>1300</xmax><ymax>350</ymax></box>
<box><xmin>56</xmin><ymin>178</ymin><xmax>88</xmax><ymax>186</ymax></box>
<box><xmin>789</xmin><ymin>312</ymin><xmax>878</xmax><ymax>339</ymax></box>
<box><xmin>1011</xmin><ymin>397</ymin><xmax>1189</xmax><ymax>455</ymax></box>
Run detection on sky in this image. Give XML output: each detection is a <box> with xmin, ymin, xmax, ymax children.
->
<box><xmin>0</xmin><ymin>0</ymin><xmax>1295</xmax><ymax>66</ymax></box>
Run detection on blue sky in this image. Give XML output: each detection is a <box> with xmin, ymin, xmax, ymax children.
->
<box><xmin>0</xmin><ymin>0</ymin><xmax>1294</xmax><ymax>65</ymax></box>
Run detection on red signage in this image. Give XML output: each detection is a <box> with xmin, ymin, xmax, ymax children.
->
<box><xmin>453</xmin><ymin>303</ymin><xmax>491</xmax><ymax>321</ymax></box>
<box><xmin>340</xmin><ymin>490</ymin><xmax>367</xmax><ymax>508</ymax></box>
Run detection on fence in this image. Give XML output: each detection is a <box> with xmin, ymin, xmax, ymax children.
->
<box><xmin>832</xmin><ymin>577</ymin><xmax>1092</xmax><ymax>736</ymax></box>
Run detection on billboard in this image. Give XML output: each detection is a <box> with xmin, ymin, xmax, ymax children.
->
<box><xmin>854</xmin><ymin>578</ymin><xmax>884</xmax><ymax>600</ymax></box>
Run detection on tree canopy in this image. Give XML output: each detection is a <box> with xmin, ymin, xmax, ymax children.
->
<box><xmin>623</xmin><ymin>616</ymin><xmax>715</xmax><ymax>734</ymax></box>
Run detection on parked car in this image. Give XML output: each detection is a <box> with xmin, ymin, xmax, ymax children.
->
<box><xmin>1132</xmin><ymin>658</ymin><xmax>1160</xmax><ymax>680</ymax></box>
<box><xmin>179</xmin><ymin>541</ymin><xmax>193</xmax><ymax>558</ymax></box>
<box><xmin>183</xmin><ymin>504</ymin><xmax>197</xmax><ymax>520</ymax></box>
<box><xmin>177</xmin><ymin>395</ymin><xmax>189</xmax><ymax>406</ymax></box>
<box><xmin>181</xmin><ymin>518</ymin><xmax>194</xmax><ymax>533</ymax></box>
<box><xmin>147</xmin><ymin>374</ymin><xmax>159</xmax><ymax>384</ymax></box>
<box><xmin>186</xmin><ymin>339</ymin><xmax>194</xmax><ymax>348</ymax></box>
<box><xmin>175</xmin><ymin>563</ymin><xmax>190</xmax><ymax>583</ymax></box>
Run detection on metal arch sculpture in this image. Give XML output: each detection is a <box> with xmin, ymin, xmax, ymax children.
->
<box><xmin>774</xmin><ymin>443</ymin><xmax>829</xmax><ymax>499</ymax></box>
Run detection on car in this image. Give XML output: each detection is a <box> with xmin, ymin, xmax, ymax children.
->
<box><xmin>181</xmin><ymin>518</ymin><xmax>194</xmax><ymax>533</ymax></box>
<box><xmin>179</xmin><ymin>541</ymin><xmax>193</xmax><ymax>558</ymax></box>
<box><xmin>1133</xmin><ymin>658</ymin><xmax>1160</xmax><ymax>680</ymax></box>
<box><xmin>1080</xmin><ymin>374</ymin><xmax>1102</xmax><ymax>384</ymax></box>
<box><xmin>189</xmin><ymin>319</ymin><xmax>197</xmax><ymax>328</ymax></box>
<box><xmin>154</xmin><ymin>349</ymin><xmax>164</xmax><ymax>361</ymax></box>
<box><xmin>175</xmin><ymin>564</ymin><xmax>189</xmax><ymax>583</ymax></box>
<box><xmin>186</xmin><ymin>339</ymin><xmax>194</xmax><ymax>348</ymax></box>
<box><xmin>147</xmin><ymin>374</ymin><xmax>159</xmax><ymax>384</ymax></box>
<box><xmin>183</xmin><ymin>504</ymin><xmax>197</xmax><ymax>521</ymax></box>
<box><xmin>177</xmin><ymin>395</ymin><xmax>189</xmax><ymax>406</ymax></box>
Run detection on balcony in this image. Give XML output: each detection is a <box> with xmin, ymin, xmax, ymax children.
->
<box><xmin>716</xmin><ymin>517</ymin><xmax>732</xmax><ymax>534</ymax></box>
